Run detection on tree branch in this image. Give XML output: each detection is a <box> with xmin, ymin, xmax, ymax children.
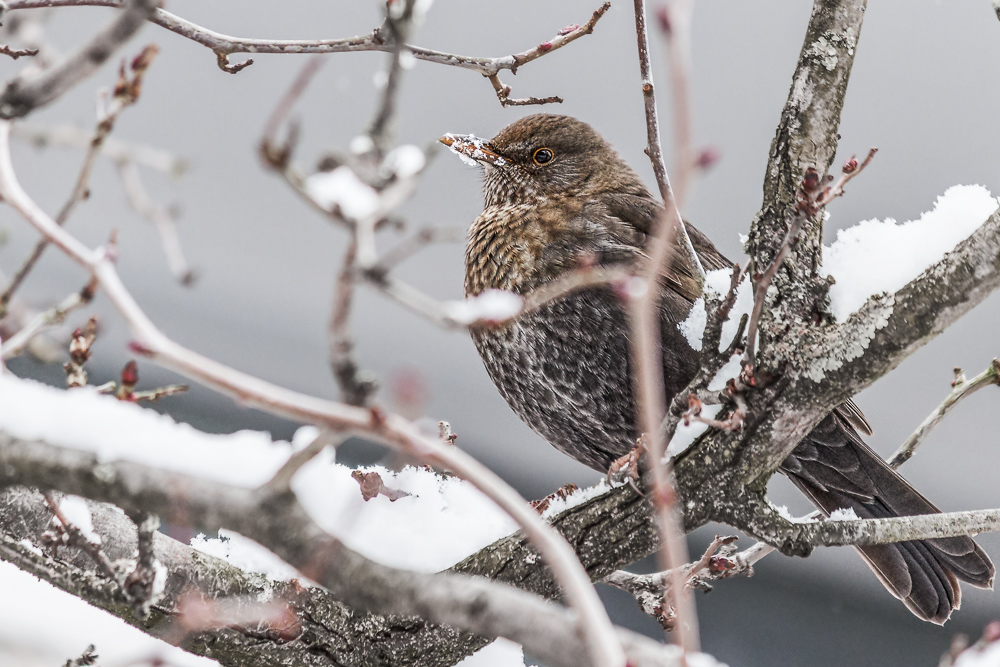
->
<box><xmin>887</xmin><ymin>360</ymin><xmax>1000</xmax><ymax>468</ymax></box>
<box><xmin>6</xmin><ymin>0</ymin><xmax>609</xmax><ymax>106</ymax></box>
<box><xmin>0</xmin><ymin>431</ymin><xmax>701</xmax><ymax>667</ymax></box>
<box><xmin>0</xmin><ymin>0</ymin><xmax>156</xmax><ymax>119</ymax></box>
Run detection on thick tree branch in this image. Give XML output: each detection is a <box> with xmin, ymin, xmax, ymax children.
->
<box><xmin>0</xmin><ymin>432</ymin><xmax>699</xmax><ymax>667</ymax></box>
<box><xmin>748</xmin><ymin>0</ymin><xmax>866</xmax><ymax>270</ymax></box>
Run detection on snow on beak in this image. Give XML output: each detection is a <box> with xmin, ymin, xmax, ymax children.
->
<box><xmin>439</xmin><ymin>133</ymin><xmax>507</xmax><ymax>167</ymax></box>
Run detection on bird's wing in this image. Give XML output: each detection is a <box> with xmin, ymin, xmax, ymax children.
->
<box><xmin>596</xmin><ymin>192</ymin><xmax>732</xmax><ymax>302</ymax></box>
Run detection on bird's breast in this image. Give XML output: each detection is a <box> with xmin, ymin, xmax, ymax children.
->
<box><xmin>465</xmin><ymin>203</ymin><xmax>547</xmax><ymax>296</ymax></box>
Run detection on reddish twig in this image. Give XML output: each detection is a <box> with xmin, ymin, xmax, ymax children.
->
<box><xmin>0</xmin><ymin>44</ymin><xmax>39</xmax><ymax>59</ymax></box>
<box><xmin>631</xmin><ymin>0</ymin><xmax>702</xmax><ymax>655</ymax></box>
<box><xmin>351</xmin><ymin>470</ymin><xmax>413</xmax><ymax>502</ymax></box>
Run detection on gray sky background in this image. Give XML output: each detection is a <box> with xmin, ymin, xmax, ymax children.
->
<box><xmin>2</xmin><ymin>2</ymin><xmax>999</xmax><ymax>664</ymax></box>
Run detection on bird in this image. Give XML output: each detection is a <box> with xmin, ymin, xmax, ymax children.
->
<box><xmin>441</xmin><ymin>113</ymin><xmax>994</xmax><ymax>624</ymax></box>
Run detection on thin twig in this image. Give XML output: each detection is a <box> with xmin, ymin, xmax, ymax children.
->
<box><xmin>367</xmin><ymin>0</ymin><xmax>416</xmax><ymax>157</ymax></box>
<box><xmin>0</xmin><ymin>276</ymin><xmax>97</xmax><ymax>359</ymax></box>
<box><xmin>604</xmin><ymin>536</ymin><xmax>745</xmax><ymax>628</ymax></box>
<box><xmin>12</xmin><ymin>122</ymin><xmax>189</xmax><ymax>176</ymax></box>
<box><xmin>0</xmin><ymin>43</ymin><xmax>160</xmax><ymax>311</ymax></box>
<box><xmin>42</xmin><ymin>491</ymin><xmax>117</xmax><ymax>579</ymax></box>
<box><xmin>631</xmin><ymin>0</ymin><xmax>701</xmax><ymax>655</ymax></box>
<box><xmin>888</xmin><ymin>360</ymin><xmax>1000</xmax><ymax>468</ymax></box>
<box><xmin>262</xmin><ymin>429</ymin><xmax>346</xmax><ymax>494</ymax></box>
<box><xmin>259</xmin><ymin>55</ymin><xmax>325</xmax><ymax>166</ymax></box>
<box><xmin>329</xmin><ymin>240</ymin><xmax>377</xmax><ymax>406</ymax></box>
<box><xmin>632</xmin><ymin>0</ymin><xmax>702</xmax><ymax>281</ymax></box>
<box><xmin>0</xmin><ymin>44</ymin><xmax>38</xmax><ymax>59</ymax></box>
<box><xmin>743</xmin><ymin>149</ymin><xmax>877</xmax><ymax>368</ymax></box>
<box><xmin>0</xmin><ymin>0</ymin><xmax>156</xmax><ymax>119</ymax></box>
<box><xmin>0</xmin><ymin>119</ymin><xmax>626</xmax><ymax>667</ymax></box>
<box><xmin>7</xmin><ymin>0</ymin><xmax>609</xmax><ymax>105</ymax></box>
<box><xmin>660</xmin><ymin>0</ymin><xmax>695</xmax><ymax>212</ymax></box>
<box><xmin>114</xmin><ymin>158</ymin><xmax>196</xmax><ymax>284</ymax></box>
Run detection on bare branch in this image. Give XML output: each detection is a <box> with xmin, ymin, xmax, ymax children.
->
<box><xmin>262</xmin><ymin>429</ymin><xmax>345</xmax><ymax>494</ymax></box>
<box><xmin>1</xmin><ymin>44</ymin><xmax>161</xmax><ymax>310</ymax></box>
<box><xmin>888</xmin><ymin>359</ymin><xmax>1000</xmax><ymax>468</ymax></box>
<box><xmin>630</xmin><ymin>0</ymin><xmax>705</xmax><ymax>653</ymax></box>
<box><xmin>12</xmin><ymin>122</ymin><xmax>188</xmax><ymax>175</ymax></box>
<box><xmin>7</xmin><ymin>0</ymin><xmax>610</xmax><ymax>105</ymax></box>
<box><xmin>114</xmin><ymin>158</ymin><xmax>196</xmax><ymax>284</ymax></box>
<box><xmin>604</xmin><ymin>536</ymin><xmax>746</xmax><ymax>629</ymax></box>
<box><xmin>756</xmin><ymin>503</ymin><xmax>1000</xmax><ymax>555</ymax></box>
<box><xmin>0</xmin><ymin>276</ymin><xmax>96</xmax><ymax>359</ymax></box>
<box><xmin>632</xmin><ymin>0</ymin><xmax>702</xmax><ymax>280</ymax></box>
<box><xmin>329</xmin><ymin>240</ymin><xmax>378</xmax><ymax>406</ymax></box>
<box><xmin>0</xmin><ymin>0</ymin><xmax>156</xmax><ymax>119</ymax></box>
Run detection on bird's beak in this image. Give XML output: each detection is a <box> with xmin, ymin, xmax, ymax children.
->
<box><xmin>439</xmin><ymin>133</ymin><xmax>507</xmax><ymax>167</ymax></box>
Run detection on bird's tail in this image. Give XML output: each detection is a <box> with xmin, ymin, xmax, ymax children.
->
<box><xmin>781</xmin><ymin>411</ymin><xmax>994</xmax><ymax>624</ymax></box>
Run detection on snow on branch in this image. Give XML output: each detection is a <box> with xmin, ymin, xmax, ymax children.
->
<box><xmin>0</xmin><ymin>380</ymin><xmax>717</xmax><ymax>667</ymax></box>
<box><xmin>824</xmin><ymin>185</ymin><xmax>1000</xmax><ymax>321</ymax></box>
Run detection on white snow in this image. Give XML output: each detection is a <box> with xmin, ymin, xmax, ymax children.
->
<box><xmin>538</xmin><ymin>479</ymin><xmax>612</xmax><ymax>520</ymax></box>
<box><xmin>383</xmin><ymin>144</ymin><xmax>426</xmax><ymax>179</ymax></box>
<box><xmin>679</xmin><ymin>268</ymin><xmax>752</xmax><ymax>352</ymax></box>
<box><xmin>666</xmin><ymin>404</ymin><xmax>722</xmax><ymax>458</ymax></box>
<box><xmin>823</xmin><ymin>184</ymin><xmax>999</xmax><ymax>321</ymax></box>
<box><xmin>956</xmin><ymin>640</ymin><xmax>1000</xmax><ymax>667</ymax></box>
<box><xmin>349</xmin><ymin>134</ymin><xmax>375</xmax><ymax>155</ymax></box>
<box><xmin>57</xmin><ymin>495</ymin><xmax>101</xmax><ymax>544</ymax></box>
<box><xmin>0</xmin><ymin>560</ymin><xmax>214</xmax><ymax>667</ymax></box>
<box><xmin>708</xmin><ymin>354</ymin><xmax>744</xmax><ymax>392</ymax></box>
<box><xmin>827</xmin><ymin>507</ymin><xmax>859</xmax><ymax>521</ymax></box>
<box><xmin>456</xmin><ymin>638</ymin><xmax>534</xmax><ymax>667</ymax></box>
<box><xmin>446</xmin><ymin>289</ymin><xmax>523</xmax><ymax>325</ymax></box>
<box><xmin>0</xmin><ymin>374</ymin><xmax>518</xmax><ymax>574</ymax></box>
<box><xmin>304</xmin><ymin>166</ymin><xmax>381</xmax><ymax>220</ymax></box>
<box><xmin>827</xmin><ymin>507</ymin><xmax>860</xmax><ymax>521</ymax></box>
<box><xmin>191</xmin><ymin>530</ymin><xmax>302</xmax><ymax>583</ymax></box>
<box><xmin>442</xmin><ymin>133</ymin><xmax>507</xmax><ymax>167</ymax></box>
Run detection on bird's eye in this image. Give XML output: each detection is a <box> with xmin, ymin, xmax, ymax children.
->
<box><xmin>532</xmin><ymin>148</ymin><xmax>555</xmax><ymax>165</ymax></box>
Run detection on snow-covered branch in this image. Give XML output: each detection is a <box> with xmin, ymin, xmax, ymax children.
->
<box><xmin>0</xmin><ymin>416</ymin><xmax>712</xmax><ymax>667</ymax></box>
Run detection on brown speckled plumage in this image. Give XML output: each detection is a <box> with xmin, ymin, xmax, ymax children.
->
<box><xmin>452</xmin><ymin>114</ymin><xmax>993</xmax><ymax>623</ymax></box>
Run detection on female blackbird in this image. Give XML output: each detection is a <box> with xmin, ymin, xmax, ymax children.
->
<box><xmin>442</xmin><ymin>113</ymin><xmax>993</xmax><ymax>623</ymax></box>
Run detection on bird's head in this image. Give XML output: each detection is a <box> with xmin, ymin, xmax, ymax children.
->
<box><xmin>440</xmin><ymin>114</ymin><xmax>644</xmax><ymax>208</ymax></box>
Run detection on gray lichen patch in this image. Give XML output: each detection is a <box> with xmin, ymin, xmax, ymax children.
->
<box><xmin>800</xmin><ymin>293</ymin><xmax>894</xmax><ymax>383</ymax></box>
